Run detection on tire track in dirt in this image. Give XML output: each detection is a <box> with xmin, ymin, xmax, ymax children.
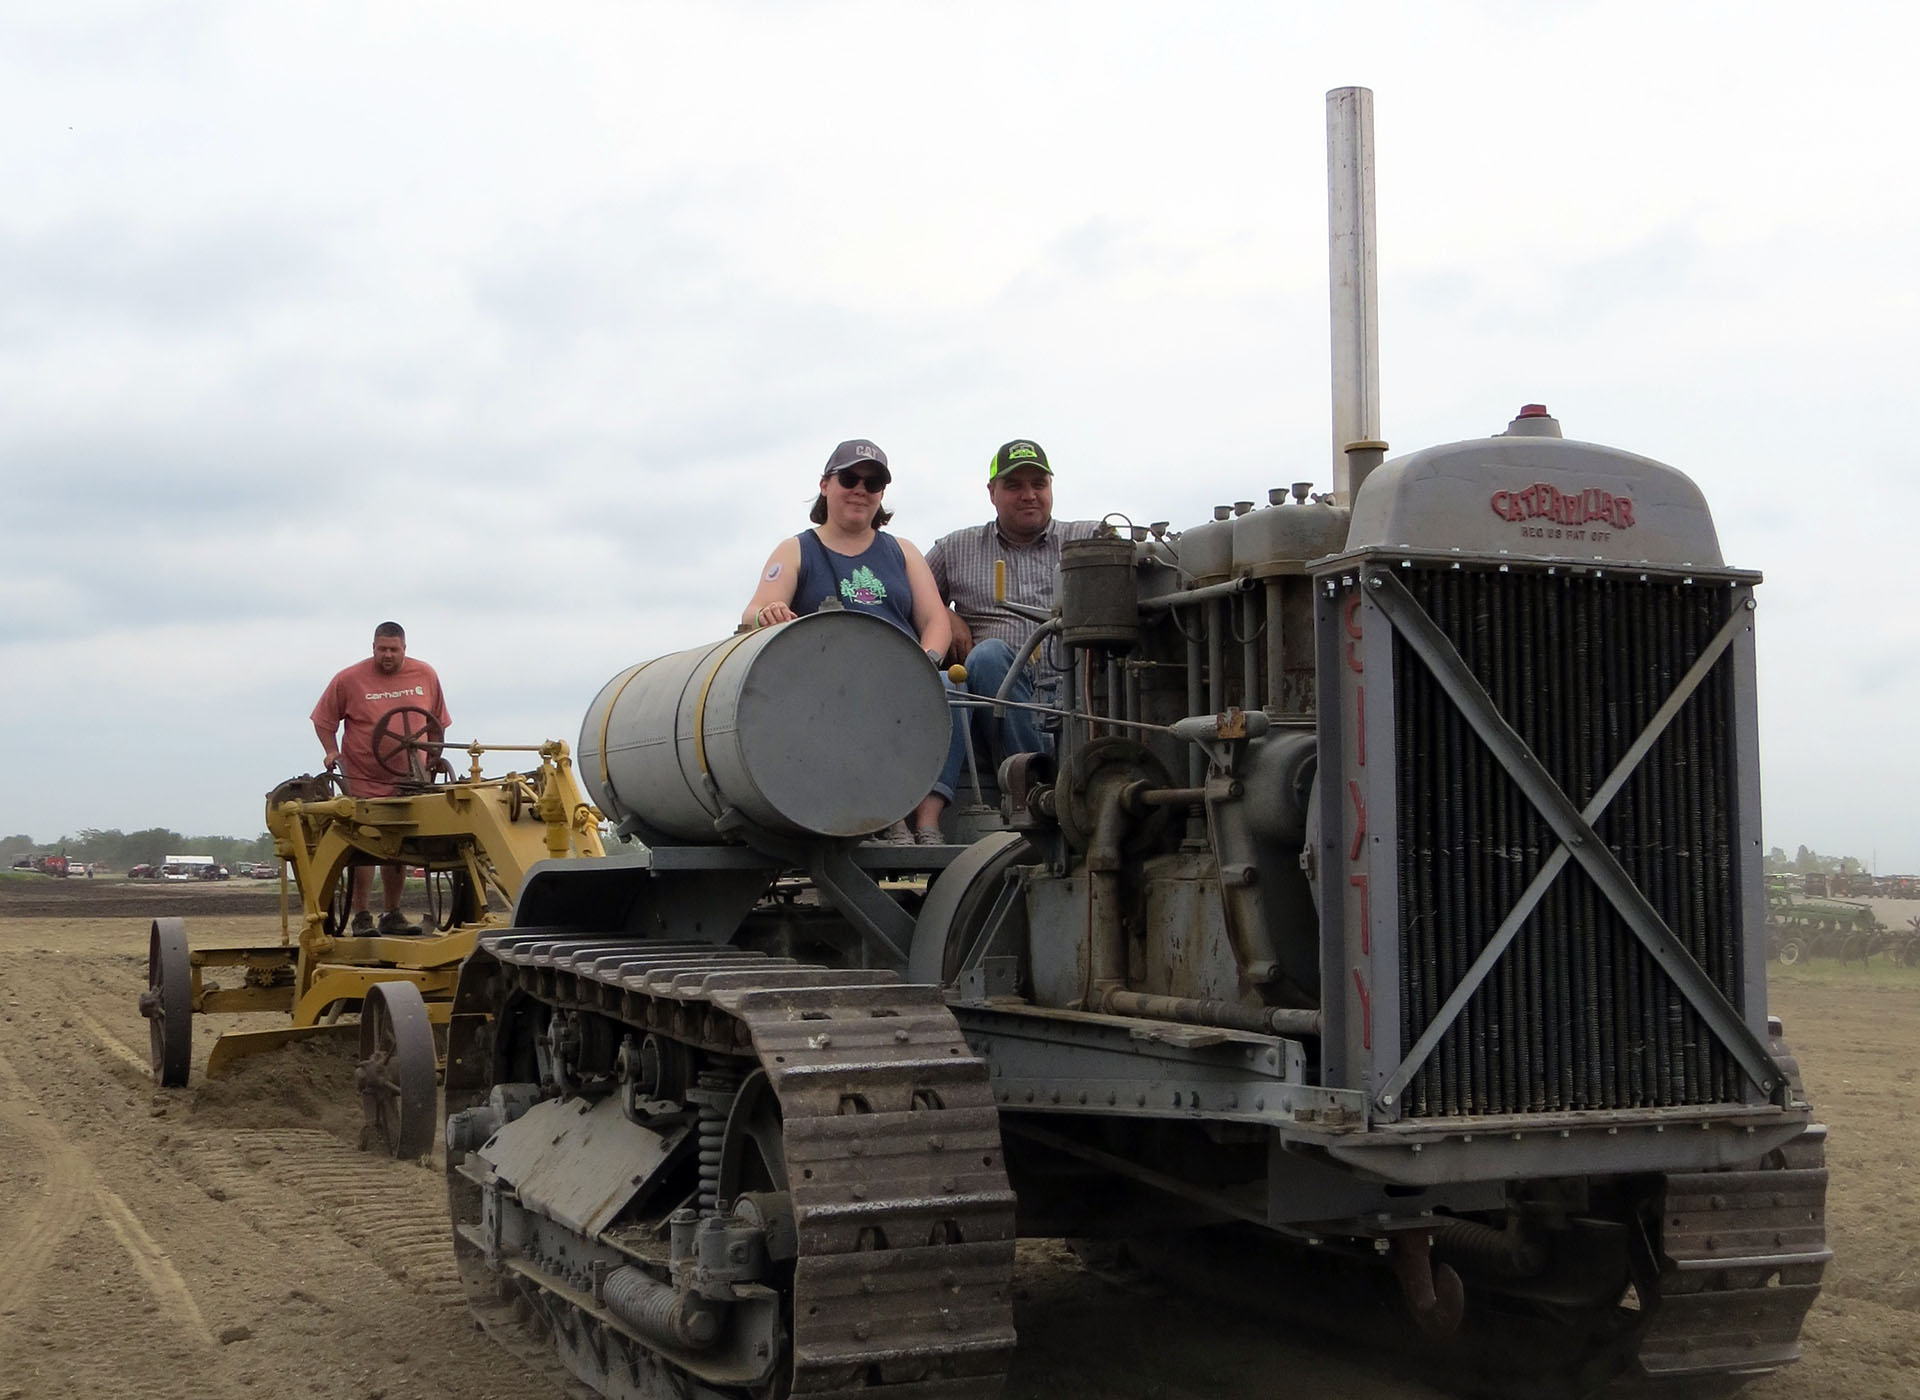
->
<box><xmin>69</xmin><ymin>1004</ymin><xmax>154</xmax><ymax>1078</ymax></box>
<box><xmin>169</xmin><ymin>1126</ymin><xmax>465</xmax><ymax>1304</ymax></box>
<box><xmin>94</xmin><ymin>1187</ymin><xmax>216</xmax><ymax>1345</ymax></box>
<box><xmin>0</xmin><ymin>1048</ymin><xmax>214</xmax><ymax>1347</ymax></box>
<box><xmin>0</xmin><ymin>1051</ymin><xmax>93</xmax><ymax>1325</ymax></box>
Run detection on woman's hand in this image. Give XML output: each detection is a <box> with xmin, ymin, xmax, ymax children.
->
<box><xmin>755</xmin><ymin>601</ymin><xmax>798</xmax><ymax>627</ymax></box>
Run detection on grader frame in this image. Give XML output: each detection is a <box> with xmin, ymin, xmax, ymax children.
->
<box><xmin>142</xmin><ymin>738</ymin><xmax>605</xmax><ymax>1146</ymax></box>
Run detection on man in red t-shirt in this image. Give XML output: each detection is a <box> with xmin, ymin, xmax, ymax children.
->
<box><xmin>310</xmin><ymin>621</ymin><xmax>452</xmax><ymax>936</ymax></box>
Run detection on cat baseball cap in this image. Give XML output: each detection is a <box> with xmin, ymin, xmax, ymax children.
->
<box><xmin>989</xmin><ymin>439</ymin><xmax>1051</xmax><ymax>480</ymax></box>
<box><xmin>824</xmin><ymin>438</ymin><xmax>891</xmax><ymax>483</ymax></box>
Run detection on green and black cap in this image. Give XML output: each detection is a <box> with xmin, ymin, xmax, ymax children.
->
<box><xmin>988</xmin><ymin>439</ymin><xmax>1051</xmax><ymax>481</ymax></box>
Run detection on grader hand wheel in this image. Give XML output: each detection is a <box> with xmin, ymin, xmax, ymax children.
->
<box><xmin>369</xmin><ymin>705</ymin><xmax>447</xmax><ymax>786</ymax></box>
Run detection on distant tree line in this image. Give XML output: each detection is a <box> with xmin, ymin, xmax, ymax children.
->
<box><xmin>1</xmin><ymin>828</ymin><xmax>276</xmax><ymax>872</ymax></box>
<box><xmin>1764</xmin><ymin>845</ymin><xmax>1882</xmax><ymax>877</ymax></box>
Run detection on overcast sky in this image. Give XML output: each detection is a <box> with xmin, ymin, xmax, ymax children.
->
<box><xmin>3</xmin><ymin>2</ymin><xmax>1916</xmax><ymax>867</ymax></box>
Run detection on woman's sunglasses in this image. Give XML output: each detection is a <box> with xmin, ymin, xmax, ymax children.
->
<box><xmin>833</xmin><ymin>468</ymin><xmax>887</xmax><ymax>492</ymax></box>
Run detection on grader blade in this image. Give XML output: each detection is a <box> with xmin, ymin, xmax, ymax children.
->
<box><xmin>204</xmin><ymin>1021</ymin><xmax>360</xmax><ymax>1079</ymax></box>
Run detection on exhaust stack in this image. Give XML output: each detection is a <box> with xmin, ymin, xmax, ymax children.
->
<box><xmin>1327</xmin><ymin>86</ymin><xmax>1386</xmax><ymax>503</ymax></box>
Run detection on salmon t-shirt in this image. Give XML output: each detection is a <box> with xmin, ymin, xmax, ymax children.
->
<box><xmin>311</xmin><ymin>656</ymin><xmax>451</xmax><ymax>797</ymax></box>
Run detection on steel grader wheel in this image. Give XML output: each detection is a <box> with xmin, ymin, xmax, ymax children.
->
<box><xmin>357</xmin><ymin>981</ymin><xmax>438</xmax><ymax>1159</ymax></box>
<box><xmin>141</xmin><ymin>917</ymin><xmax>192</xmax><ymax>1087</ymax></box>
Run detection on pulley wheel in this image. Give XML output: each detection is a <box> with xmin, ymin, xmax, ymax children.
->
<box><xmin>143</xmin><ymin>917</ymin><xmax>193</xmax><ymax>1087</ymax></box>
<box><xmin>358</xmin><ymin>981</ymin><xmax>437</xmax><ymax>1159</ymax></box>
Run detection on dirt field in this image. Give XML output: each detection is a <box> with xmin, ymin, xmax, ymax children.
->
<box><xmin>1</xmin><ymin>885</ymin><xmax>1913</xmax><ymax>1400</ymax></box>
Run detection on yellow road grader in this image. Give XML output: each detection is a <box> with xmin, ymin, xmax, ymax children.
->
<box><xmin>138</xmin><ymin>707</ymin><xmax>604</xmax><ymax>1157</ymax></box>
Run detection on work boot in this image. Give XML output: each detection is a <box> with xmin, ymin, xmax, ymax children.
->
<box><xmin>350</xmin><ymin>909</ymin><xmax>375</xmax><ymax>935</ymax></box>
<box><xmin>377</xmin><ymin>909</ymin><xmax>421</xmax><ymax>936</ymax></box>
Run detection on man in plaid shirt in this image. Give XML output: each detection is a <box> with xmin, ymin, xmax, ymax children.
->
<box><xmin>926</xmin><ymin>439</ymin><xmax>1102</xmax><ymax>772</ymax></box>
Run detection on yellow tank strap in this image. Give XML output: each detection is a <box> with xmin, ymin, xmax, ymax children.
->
<box><xmin>693</xmin><ymin>631</ymin><xmax>762</xmax><ymax>780</ymax></box>
<box><xmin>596</xmin><ymin>658</ymin><xmax>662</xmax><ymax>800</ymax></box>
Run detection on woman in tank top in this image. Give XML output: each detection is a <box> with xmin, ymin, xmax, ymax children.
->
<box><xmin>742</xmin><ymin>439</ymin><xmax>960</xmax><ymax>844</ymax></box>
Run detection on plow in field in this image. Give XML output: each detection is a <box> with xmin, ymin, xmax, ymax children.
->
<box><xmin>1765</xmin><ymin>884</ymin><xmax>1920</xmax><ymax>966</ymax></box>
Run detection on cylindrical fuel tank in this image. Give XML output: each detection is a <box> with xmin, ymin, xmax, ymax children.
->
<box><xmin>578</xmin><ymin>612</ymin><xmax>949</xmax><ymax>842</ymax></box>
<box><xmin>1230</xmin><ymin>499</ymin><xmax>1349</xmax><ymax>577</ymax></box>
<box><xmin>1058</xmin><ymin>535</ymin><xmax>1140</xmax><ymax>650</ymax></box>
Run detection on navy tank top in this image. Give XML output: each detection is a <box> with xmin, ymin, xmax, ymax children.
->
<box><xmin>792</xmin><ymin>530</ymin><xmax>917</xmax><ymax>640</ymax></box>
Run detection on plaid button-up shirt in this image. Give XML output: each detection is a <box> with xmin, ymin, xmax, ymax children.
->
<box><xmin>925</xmin><ymin>517</ymin><xmax>1105</xmax><ymax>652</ymax></box>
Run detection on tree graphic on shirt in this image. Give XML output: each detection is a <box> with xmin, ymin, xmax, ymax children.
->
<box><xmin>840</xmin><ymin>566</ymin><xmax>887</xmax><ymax>606</ymax></box>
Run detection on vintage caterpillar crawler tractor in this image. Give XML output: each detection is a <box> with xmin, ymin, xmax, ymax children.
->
<box><xmin>139</xmin><ymin>712</ymin><xmax>604</xmax><ymax>1157</ymax></box>
<box><xmin>438</xmin><ymin>92</ymin><xmax>1825</xmax><ymax>1398</ymax></box>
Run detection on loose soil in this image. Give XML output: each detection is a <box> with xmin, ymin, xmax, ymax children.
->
<box><xmin>0</xmin><ymin>884</ymin><xmax>1913</xmax><ymax>1400</ymax></box>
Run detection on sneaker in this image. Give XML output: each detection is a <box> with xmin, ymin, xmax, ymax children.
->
<box><xmin>884</xmin><ymin>820</ymin><xmax>914</xmax><ymax>846</ymax></box>
<box><xmin>350</xmin><ymin>909</ymin><xmax>375</xmax><ymax>935</ymax></box>
<box><xmin>912</xmin><ymin>826</ymin><xmax>944</xmax><ymax>846</ymax></box>
<box><xmin>376</xmin><ymin>909</ymin><xmax>421</xmax><ymax>936</ymax></box>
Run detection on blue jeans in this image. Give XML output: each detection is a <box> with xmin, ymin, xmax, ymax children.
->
<box><xmin>932</xmin><ymin>674</ymin><xmax>963</xmax><ymax>802</ymax></box>
<box><xmin>934</xmin><ymin>638</ymin><xmax>1047</xmax><ymax>800</ymax></box>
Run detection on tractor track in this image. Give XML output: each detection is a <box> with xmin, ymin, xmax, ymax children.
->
<box><xmin>449</xmin><ymin>933</ymin><xmax>1019</xmax><ymax>1400</ymax></box>
<box><xmin>165</xmin><ymin>1126</ymin><xmax>467</xmax><ymax>1305</ymax></box>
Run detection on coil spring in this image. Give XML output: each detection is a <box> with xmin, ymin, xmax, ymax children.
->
<box><xmin>692</xmin><ymin>1070</ymin><xmax>740</xmax><ymax>1215</ymax></box>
